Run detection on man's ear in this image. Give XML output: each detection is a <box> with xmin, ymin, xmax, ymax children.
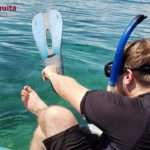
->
<box><xmin>123</xmin><ymin>69</ymin><xmax>134</xmax><ymax>85</ymax></box>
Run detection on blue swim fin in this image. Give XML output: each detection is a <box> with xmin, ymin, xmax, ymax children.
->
<box><xmin>32</xmin><ymin>9</ymin><xmax>63</xmax><ymax>74</ymax></box>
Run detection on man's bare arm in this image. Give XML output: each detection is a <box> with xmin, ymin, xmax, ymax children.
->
<box><xmin>42</xmin><ymin>66</ymin><xmax>89</xmax><ymax>113</ymax></box>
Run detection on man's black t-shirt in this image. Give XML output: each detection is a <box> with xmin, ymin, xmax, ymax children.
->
<box><xmin>80</xmin><ymin>90</ymin><xmax>150</xmax><ymax>150</ymax></box>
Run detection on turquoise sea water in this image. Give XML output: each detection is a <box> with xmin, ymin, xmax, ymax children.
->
<box><xmin>0</xmin><ymin>0</ymin><xmax>150</xmax><ymax>149</ymax></box>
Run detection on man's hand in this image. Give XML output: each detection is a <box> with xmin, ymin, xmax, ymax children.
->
<box><xmin>42</xmin><ymin>65</ymin><xmax>58</xmax><ymax>81</ymax></box>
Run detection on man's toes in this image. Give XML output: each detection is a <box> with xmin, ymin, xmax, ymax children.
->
<box><xmin>21</xmin><ymin>89</ymin><xmax>30</xmax><ymax>97</ymax></box>
<box><xmin>21</xmin><ymin>92</ymin><xmax>29</xmax><ymax>106</ymax></box>
<box><xmin>24</xmin><ymin>85</ymin><xmax>32</xmax><ymax>93</ymax></box>
<box><xmin>21</xmin><ymin>88</ymin><xmax>30</xmax><ymax>106</ymax></box>
<box><xmin>21</xmin><ymin>94</ymin><xmax>28</xmax><ymax>101</ymax></box>
<box><xmin>21</xmin><ymin>90</ymin><xmax>26</xmax><ymax>96</ymax></box>
<box><xmin>23</xmin><ymin>85</ymin><xmax>28</xmax><ymax>90</ymax></box>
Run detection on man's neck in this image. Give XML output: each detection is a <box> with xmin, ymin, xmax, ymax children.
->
<box><xmin>129</xmin><ymin>84</ymin><xmax>150</xmax><ymax>98</ymax></box>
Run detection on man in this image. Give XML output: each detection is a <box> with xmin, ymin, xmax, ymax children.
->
<box><xmin>21</xmin><ymin>39</ymin><xmax>150</xmax><ymax>150</ymax></box>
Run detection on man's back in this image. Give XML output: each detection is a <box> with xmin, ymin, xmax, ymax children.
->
<box><xmin>133</xmin><ymin>93</ymin><xmax>150</xmax><ymax>150</ymax></box>
<box><xmin>81</xmin><ymin>91</ymin><xmax>150</xmax><ymax>150</ymax></box>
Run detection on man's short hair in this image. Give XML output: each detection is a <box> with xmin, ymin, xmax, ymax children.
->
<box><xmin>124</xmin><ymin>39</ymin><xmax>150</xmax><ymax>86</ymax></box>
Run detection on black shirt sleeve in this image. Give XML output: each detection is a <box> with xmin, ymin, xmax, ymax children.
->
<box><xmin>80</xmin><ymin>90</ymin><xmax>147</xmax><ymax>144</ymax></box>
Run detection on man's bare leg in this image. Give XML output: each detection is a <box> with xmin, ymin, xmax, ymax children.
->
<box><xmin>21</xmin><ymin>86</ymin><xmax>48</xmax><ymax>150</ymax></box>
<box><xmin>30</xmin><ymin>126</ymin><xmax>46</xmax><ymax>150</ymax></box>
<box><xmin>21</xmin><ymin>86</ymin><xmax>78</xmax><ymax>148</ymax></box>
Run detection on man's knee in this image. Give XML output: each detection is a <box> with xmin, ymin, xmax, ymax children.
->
<box><xmin>38</xmin><ymin>105</ymin><xmax>78</xmax><ymax>137</ymax></box>
<box><xmin>38</xmin><ymin>105</ymin><xmax>78</xmax><ymax>126</ymax></box>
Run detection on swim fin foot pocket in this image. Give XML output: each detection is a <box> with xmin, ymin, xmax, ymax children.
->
<box><xmin>32</xmin><ymin>9</ymin><xmax>63</xmax><ymax>74</ymax></box>
<box><xmin>45</xmin><ymin>53</ymin><xmax>63</xmax><ymax>74</ymax></box>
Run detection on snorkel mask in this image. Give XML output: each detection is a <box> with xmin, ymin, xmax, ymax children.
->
<box><xmin>106</xmin><ymin>15</ymin><xmax>147</xmax><ymax>91</ymax></box>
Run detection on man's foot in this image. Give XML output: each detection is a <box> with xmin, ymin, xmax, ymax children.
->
<box><xmin>21</xmin><ymin>86</ymin><xmax>48</xmax><ymax>115</ymax></box>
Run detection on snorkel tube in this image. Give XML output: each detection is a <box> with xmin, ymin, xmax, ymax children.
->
<box><xmin>107</xmin><ymin>15</ymin><xmax>147</xmax><ymax>91</ymax></box>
